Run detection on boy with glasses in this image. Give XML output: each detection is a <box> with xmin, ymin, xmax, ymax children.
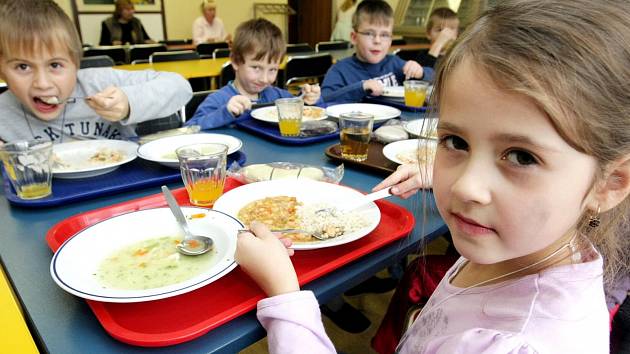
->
<box><xmin>322</xmin><ymin>0</ymin><xmax>432</xmax><ymax>105</ymax></box>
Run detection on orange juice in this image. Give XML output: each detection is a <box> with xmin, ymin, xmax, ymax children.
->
<box><xmin>186</xmin><ymin>178</ymin><xmax>225</xmax><ymax>206</ymax></box>
<box><xmin>404</xmin><ymin>88</ymin><xmax>427</xmax><ymax>108</ymax></box>
<box><xmin>278</xmin><ymin>118</ymin><xmax>301</xmax><ymax>136</ymax></box>
<box><xmin>17</xmin><ymin>183</ymin><xmax>52</xmax><ymax>199</ymax></box>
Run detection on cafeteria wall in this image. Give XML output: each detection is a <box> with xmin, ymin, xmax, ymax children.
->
<box><xmin>53</xmin><ymin>0</ymin><xmax>289</xmax><ymax>45</ymax></box>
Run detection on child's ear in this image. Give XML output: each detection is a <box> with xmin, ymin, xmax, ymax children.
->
<box><xmin>350</xmin><ymin>31</ymin><xmax>358</xmax><ymax>46</ymax></box>
<box><xmin>591</xmin><ymin>155</ymin><xmax>630</xmax><ymax>212</ymax></box>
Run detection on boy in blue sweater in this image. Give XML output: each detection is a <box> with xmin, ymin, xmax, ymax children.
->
<box><xmin>186</xmin><ymin>18</ymin><xmax>321</xmax><ymax>129</ymax></box>
<box><xmin>322</xmin><ymin>0</ymin><xmax>432</xmax><ymax>105</ymax></box>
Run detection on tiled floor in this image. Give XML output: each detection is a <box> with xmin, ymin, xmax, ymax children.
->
<box><xmin>239</xmin><ymin>236</ymin><xmax>450</xmax><ymax>353</ymax></box>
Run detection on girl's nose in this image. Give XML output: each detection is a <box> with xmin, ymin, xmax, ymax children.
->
<box><xmin>450</xmin><ymin>157</ymin><xmax>492</xmax><ymax>205</ymax></box>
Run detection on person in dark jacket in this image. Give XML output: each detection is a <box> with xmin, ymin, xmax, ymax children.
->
<box><xmin>99</xmin><ymin>0</ymin><xmax>155</xmax><ymax>46</ymax></box>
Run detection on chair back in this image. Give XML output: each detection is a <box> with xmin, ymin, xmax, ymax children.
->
<box><xmin>213</xmin><ymin>48</ymin><xmax>231</xmax><ymax>59</ymax></box>
<box><xmin>135</xmin><ymin>113</ymin><xmax>183</xmax><ymax>136</ymax></box>
<box><xmin>79</xmin><ymin>55</ymin><xmax>115</xmax><ymax>69</ymax></box>
<box><xmin>196</xmin><ymin>42</ymin><xmax>229</xmax><ymax>56</ymax></box>
<box><xmin>395</xmin><ymin>49</ymin><xmax>422</xmax><ymax>61</ymax></box>
<box><xmin>83</xmin><ymin>46</ymin><xmax>127</xmax><ymax>64</ymax></box>
<box><xmin>129</xmin><ymin>44</ymin><xmax>167</xmax><ymax>63</ymax></box>
<box><xmin>183</xmin><ymin>90</ymin><xmax>215</xmax><ymax>121</ymax></box>
<box><xmin>315</xmin><ymin>41</ymin><xmax>350</xmax><ymax>52</ymax></box>
<box><xmin>159</xmin><ymin>39</ymin><xmax>192</xmax><ymax>45</ymax></box>
<box><xmin>391</xmin><ymin>38</ymin><xmax>407</xmax><ymax>46</ymax></box>
<box><xmin>283</xmin><ymin>53</ymin><xmax>333</xmax><ymax>89</ymax></box>
<box><xmin>218</xmin><ymin>61</ymin><xmax>235</xmax><ymax>88</ymax></box>
<box><xmin>149</xmin><ymin>50</ymin><xmax>200</xmax><ymax>63</ymax></box>
<box><xmin>286</xmin><ymin>43</ymin><xmax>313</xmax><ymax>54</ymax></box>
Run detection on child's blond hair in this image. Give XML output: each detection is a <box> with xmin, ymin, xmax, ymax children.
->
<box><xmin>0</xmin><ymin>0</ymin><xmax>82</xmax><ymax>66</ymax></box>
<box><xmin>351</xmin><ymin>0</ymin><xmax>394</xmax><ymax>31</ymax></box>
<box><xmin>433</xmin><ymin>0</ymin><xmax>630</xmax><ymax>284</ymax></box>
<box><xmin>426</xmin><ymin>7</ymin><xmax>458</xmax><ymax>33</ymax></box>
<box><xmin>230</xmin><ymin>18</ymin><xmax>285</xmax><ymax>65</ymax></box>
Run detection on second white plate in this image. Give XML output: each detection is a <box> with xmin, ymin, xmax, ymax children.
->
<box><xmin>325</xmin><ymin>103</ymin><xmax>401</xmax><ymax>123</ymax></box>
<box><xmin>52</xmin><ymin>140</ymin><xmax>138</xmax><ymax>179</ymax></box>
<box><xmin>382</xmin><ymin>139</ymin><xmax>437</xmax><ymax>165</ymax></box>
<box><xmin>250</xmin><ymin>106</ymin><xmax>327</xmax><ymax>124</ymax></box>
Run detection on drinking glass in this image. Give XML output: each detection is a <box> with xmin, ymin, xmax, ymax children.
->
<box><xmin>275</xmin><ymin>97</ymin><xmax>303</xmax><ymax>137</ymax></box>
<box><xmin>0</xmin><ymin>139</ymin><xmax>53</xmax><ymax>199</ymax></box>
<box><xmin>176</xmin><ymin>143</ymin><xmax>228</xmax><ymax>207</ymax></box>
<box><xmin>403</xmin><ymin>80</ymin><xmax>429</xmax><ymax>108</ymax></box>
<box><xmin>338</xmin><ymin>112</ymin><xmax>374</xmax><ymax>162</ymax></box>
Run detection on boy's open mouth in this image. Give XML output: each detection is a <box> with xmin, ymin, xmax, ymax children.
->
<box><xmin>33</xmin><ymin>96</ymin><xmax>61</xmax><ymax>113</ymax></box>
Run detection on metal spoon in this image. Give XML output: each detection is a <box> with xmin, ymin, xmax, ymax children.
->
<box><xmin>161</xmin><ymin>185</ymin><xmax>213</xmax><ymax>256</ymax></box>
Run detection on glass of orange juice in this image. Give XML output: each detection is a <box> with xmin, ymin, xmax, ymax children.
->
<box><xmin>1</xmin><ymin>139</ymin><xmax>53</xmax><ymax>199</ymax></box>
<box><xmin>275</xmin><ymin>97</ymin><xmax>303</xmax><ymax>136</ymax></box>
<box><xmin>403</xmin><ymin>80</ymin><xmax>429</xmax><ymax>108</ymax></box>
<box><xmin>176</xmin><ymin>143</ymin><xmax>228</xmax><ymax>207</ymax></box>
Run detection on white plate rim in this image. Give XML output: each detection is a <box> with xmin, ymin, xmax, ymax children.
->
<box><xmin>250</xmin><ymin>106</ymin><xmax>328</xmax><ymax>124</ymax></box>
<box><xmin>382</xmin><ymin>138</ymin><xmax>437</xmax><ymax>165</ymax></box>
<box><xmin>212</xmin><ymin>179</ymin><xmax>381</xmax><ymax>250</ymax></box>
<box><xmin>50</xmin><ymin>207</ymin><xmax>242</xmax><ymax>303</ymax></box>
<box><xmin>136</xmin><ymin>133</ymin><xmax>243</xmax><ymax>168</ymax></box>
<box><xmin>325</xmin><ymin>103</ymin><xmax>401</xmax><ymax>122</ymax></box>
<box><xmin>52</xmin><ymin>140</ymin><xmax>138</xmax><ymax>178</ymax></box>
<box><xmin>381</xmin><ymin>86</ymin><xmax>404</xmax><ymax>98</ymax></box>
<box><xmin>403</xmin><ymin>118</ymin><xmax>439</xmax><ymax>139</ymax></box>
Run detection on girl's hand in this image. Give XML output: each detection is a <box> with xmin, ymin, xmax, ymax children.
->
<box><xmin>227</xmin><ymin>95</ymin><xmax>252</xmax><ymax>117</ymax></box>
<box><xmin>86</xmin><ymin>86</ymin><xmax>130</xmax><ymax>122</ymax></box>
<box><xmin>235</xmin><ymin>221</ymin><xmax>299</xmax><ymax>297</ymax></box>
<box><xmin>403</xmin><ymin>60</ymin><xmax>424</xmax><ymax>80</ymax></box>
<box><xmin>363</xmin><ymin>79</ymin><xmax>384</xmax><ymax>96</ymax></box>
<box><xmin>372</xmin><ymin>163</ymin><xmax>433</xmax><ymax>199</ymax></box>
<box><xmin>302</xmin><ymin>83</ymin><xmax>321</xmax><ymax>105</ymax></box>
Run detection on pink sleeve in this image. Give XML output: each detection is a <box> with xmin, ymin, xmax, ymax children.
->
<box><xmin>257</xmin><ymin>291</ymin><xmax>336</xmax><ymax>354</ymax></box>
<box><xmin>419</xmin><ymin>328</ymin><xmax>538</xmax><ymax>354</ymax></box>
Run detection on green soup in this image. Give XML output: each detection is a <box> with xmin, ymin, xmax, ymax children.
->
<box><xmin>96</xmin><ymin>236</ymin><xmax>216</xmax><ymax>290</ymax></box>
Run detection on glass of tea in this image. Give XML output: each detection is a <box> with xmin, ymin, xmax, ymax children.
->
<box><xmin>0</xmin><ymin>139</ymin><xmax>53</xmax><ymax>199</ymax></box>
<box><xmin>176</xmin><ymin>143</ymin><xmax>228</xmax><ymax>207</ymax></box>
<box><xmin>338</xmin><ymin>112</ymin><xmax>374</xmax><ymax>162</ymax></box>
<box><xmin>275</xmin><ymin>97</ymin><xmax>303</xmax><ymax>137</ymax></box>
<box><xmin>403</xmin><ymin>80</ymin><xmax>429</xmax><ymax>108</ymax></box>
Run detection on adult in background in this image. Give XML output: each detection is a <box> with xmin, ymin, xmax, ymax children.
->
<box><xmin>192</xmin><ymin>0</ymin><xmax>232</xmax><ymax>45</ymax></box>
<box><xmin>99</xmin><ymin>0</ymin><xmax>155</xmax><ymax>46</ymax></box>
<box><xmin>331</xmin><ymin>0</ymin><xmax>360</xmax><ymax>41</ymax></box>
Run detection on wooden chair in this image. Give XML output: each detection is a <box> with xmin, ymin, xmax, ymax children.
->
<box><xmin>128</xmin><ymin>44</ymin><xmax>167</xmax><ymax>64</ymax></box>
<box><xmin>315</xmin><ymin>40</ymin><xmax>350</xmax><ymax>52</ymax></box>
<box><xmin>282</xmin><ymin>53</ymin><xmax>333</xmax><ymax>92</ymax></box>
<box><xmin>83</xmin><ymin>46</ymin><xmax>127</xmax><ymax>64</ymax></box>
<box><xmin>149</xmin><ymin>50</ymin><xmax>200</xmax><ymax>64</ymax></box>
<box><xmin>79</xmin><ymin>55</ymin><xmax>115</xmax><ymax>69</ymax></box>
<box><xmin>286</xmin><ymin>43</ymin><xmax>314</xmax><ymax>54</ymax></box>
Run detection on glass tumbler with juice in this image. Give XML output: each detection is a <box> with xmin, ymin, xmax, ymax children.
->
<box><xmin>275</xmin><ymin>97</ymin><xmax>303</xmax><ymax>136</ymax></box>
<box><xmin>176</xmin><ymin>143</ymin><xmax>228</xmax><ymax>207</ymax></box>
<box><xmin>403</xmin><ymin>80</ymin><xmax>429</xmax><ymax>108</ymax></box>
<box><xmin>0</xmin><ymin>139</ymin><xmax>53</xmax><ymax>199</ymax></box>
<box><xmin>338</xmin><ymin>112</ymin><xmax>374</xmax><ymax>161</ymax></box>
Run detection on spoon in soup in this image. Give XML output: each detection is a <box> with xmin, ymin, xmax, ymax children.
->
<box><xmin>161</xmin><ymin>185</ymin><xmax>214</xmax><ymax>256</ymax></box>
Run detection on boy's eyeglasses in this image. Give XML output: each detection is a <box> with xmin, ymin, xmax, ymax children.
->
<box><xmin>356</xmin><ymin>31</ymin><xmax>393</xmax><ymax>41</ymax></box>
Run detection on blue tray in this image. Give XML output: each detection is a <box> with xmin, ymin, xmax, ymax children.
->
<box><xmin>235</xmin><ymin>118</ymin><xmax>339</xmax><ymax>145</ymax></box>
<box><xmin>2</xmin><ymin>151</ymin><xmax>246</xmax><ymax>208</ymax></box>
<box><xmin>364</xmin><ymin>96</ymin><xmax>428</xmax><ymax>113</ymax></box>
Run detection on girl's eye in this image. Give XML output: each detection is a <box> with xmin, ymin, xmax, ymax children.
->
<box><xmin>503</xmin><ymin>150</ymin><xmax>538</xmax><ymax>166</ymax></box>
<box><xmin>440</xmin><ymin>135</ymin><xmax>468</xmax><ymax>151</ymax></box>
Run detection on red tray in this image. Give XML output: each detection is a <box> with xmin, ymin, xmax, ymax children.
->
<box><xmin>45</xmin><ymin>178</ymin><xmax>415</xmax><ymax>347</ymax></box>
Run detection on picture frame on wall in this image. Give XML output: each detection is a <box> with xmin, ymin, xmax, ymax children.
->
<box><xmin>76</xmin><ymin>0</ymin><xmax>161</xmax><ymax>13</ymax></box>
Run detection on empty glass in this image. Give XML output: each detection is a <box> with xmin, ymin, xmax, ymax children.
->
<box><xmin>0</xmin><ymin>140</ymin><xmax>53</xmax><ymax>199</ymax></box>
<box><xmin>176</xmin><ymin>143</ymin><xmax>228</xmax><ymax>207</ymax></box>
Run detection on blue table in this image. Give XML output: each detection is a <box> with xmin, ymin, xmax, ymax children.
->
<box><xmin>0</xmin><ymin>125</ymin><xmax>446</xmax><ymax>354</ymax></box>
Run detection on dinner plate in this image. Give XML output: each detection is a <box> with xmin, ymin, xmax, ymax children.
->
<box><xmin>250</xmin><ymin>106</ymin><xmax>327</xmax><ymax>124</ymax></box>
<box><xmin>381</xmin><ymin>86</ymin><xmax>404</xmax><ymax>98</ymax></box>
<box><xmin>137</xmin><ymin>133</ymin><xmax>243</xmax><ymax>168</ymax></box>
<box><xmin>50</xmin><ymin>207</ymin><xmax>242</xmax><ymax>303</ymax></box>
<box><xmin>213</xmin><ymin>179</ymin><xmax>381</xmax><ymax>250</ymax></box>
<box><xmin>52</xmin><ymin>140</ymin><xmax>138</xmax><ymax>179</ymax></box>
<box><xmin>403</xmin><ymin>117</ymin><xmax>439</xmax><ymax>139</ymax></box>
<box><xmin>382</xmin><ymin>139</ymin><xmax>437</xmax><ymax>165</ymax></box>
<box><xmin>325</xmin><ymin>103</ymin><xmax>401</xmax><ymax>123</ymax></box>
